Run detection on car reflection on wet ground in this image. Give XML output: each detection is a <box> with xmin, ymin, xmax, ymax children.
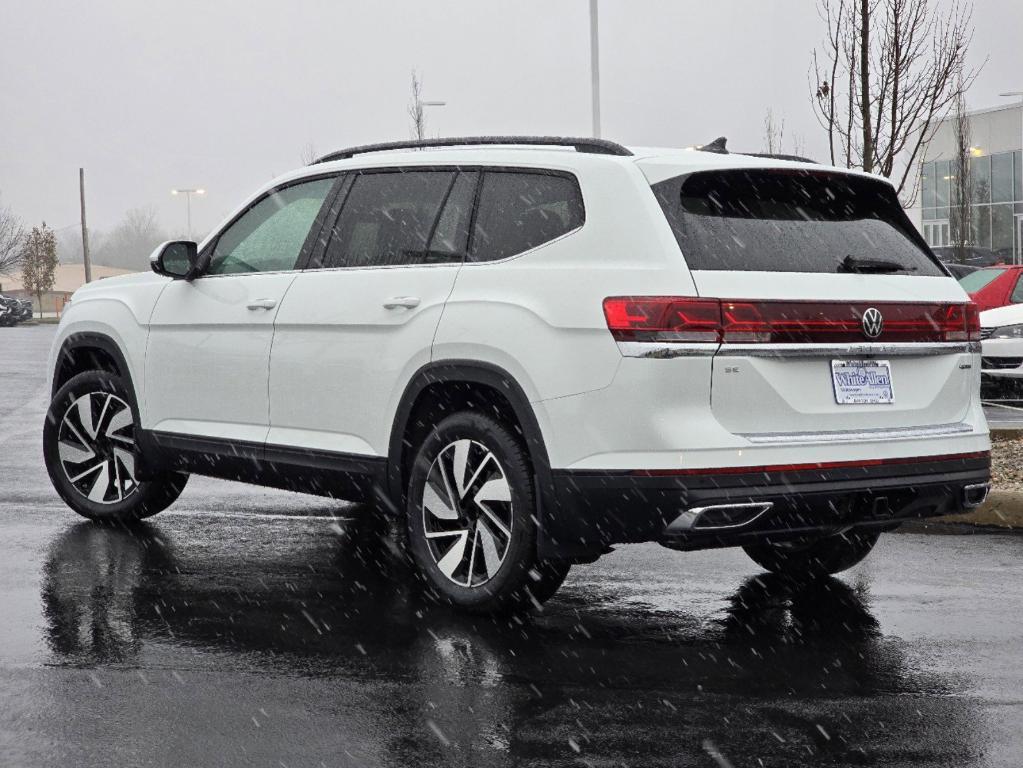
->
<box><xmin>0</xmin><ymin>503</ymin><xmax>1017</xmax><ymax>767</ymax></box>
<box><xmin>2</xmin><ymin>327</ymin><xmax>1023</xmax><ymax>767</ymax></box>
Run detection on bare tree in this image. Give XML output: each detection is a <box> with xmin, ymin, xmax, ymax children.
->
<box><xmin>408</xmin><ymin>70</ymin><xmax>426</xmax><ymax>141</ymax></box>
<box><xmin>55</xmin><ymin>208</ymin><xmax>167</xmax><ymax>271</ymax></box>
<box><xmin>0</xmin><ymin>199</ymin><xmax>25</xmax><ymax>277</ymax></box>
<box><xmin>299</xmin><ymin>141</ymin><xmax>318</xmax><ymax>165</ymax></box>
<box><xmin>949</xmin><ymin>82</ymin><xmax>973</xmax><ymax>263</ymax></box>
<box><xmin>762</xmin><ymin>109</ymin><xmax>786</xmax><ymax>154</ymax></box>
<box><xmin>20</xmin><ymin>222</ymin><xmax>58</xmax><ymax>315</ymax></box>
<box><xmin>811</xmin><ymin>0</ymin><xmax>980</xmax><ymax>203</ymax></box>
<box><xmin>100</xmin><ymin>207</ymin><xmax>167</xmax><ymax>269</ymax></box>
<box><xmin>763</xmin><ymin>110</ymin><xmax>810</xmax><ymax>159</ymax></box>
<box><xmin>791</xmin><ymin>133</ymin><xmax>807</xmax><ymax>159</ymax></box>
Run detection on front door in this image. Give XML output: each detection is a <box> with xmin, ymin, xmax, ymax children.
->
<box><xmin>269</xmin><ymin>169</ymin><xmax>477</xmax><ymax>459</ymax></box>
<box><xmin>144</xmin><ymin>176</ymin><xmax>338</xmax><ymax>445</ymax></box>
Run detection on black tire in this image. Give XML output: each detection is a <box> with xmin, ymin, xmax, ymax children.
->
<box><xmin>523</xmin><ymin>559</ymin><xmax>572</xmax><ymax>607</ymax></box>
<box><xmin>43</xmin><ymin>370</ymin><xmax>188</xmax><ymax>522</ymax></box>
<box><xmin>743</xmin><ymin>529</ymin><xmax>880</xmax><ymax>577</ymax></box>
<box><xmin>406</xmin><ymin>411</ymin><xmax>569</xmax><ymax>613</ymax></box>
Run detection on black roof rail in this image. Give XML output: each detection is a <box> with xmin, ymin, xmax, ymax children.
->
<box><xmin>312</xmin><ymin>135</ymin><xmax>633</xmax><ymax>164</ymax></box>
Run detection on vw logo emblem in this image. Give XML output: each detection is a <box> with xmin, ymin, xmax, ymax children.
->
<box><xmin>861</xmin><ymin>307</ymin><xmax>884</xmax><ymax>339</ymax></box>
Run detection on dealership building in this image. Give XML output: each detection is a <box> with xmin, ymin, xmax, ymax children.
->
<box><xmin>916</xmin><ymin>100</ymin><xmax>1022</xmax><ymax>262</ymax></box>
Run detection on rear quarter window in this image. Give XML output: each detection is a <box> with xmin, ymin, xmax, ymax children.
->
<box><xmin>469</xmin><ymin>171</ymin><xmax>584</xmax><ymax>262</ymax></box>
<box><xmin>652</xmin><ymin>168</ymin><xmax>944</xmax><ymax>276</ymax></box>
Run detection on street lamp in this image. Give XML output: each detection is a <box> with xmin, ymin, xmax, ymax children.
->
<box><xmin>171</xmin><ymin>187</ymin><xmax>206</xmax><ymax>240</ymax></box>
<box><xmin>589</xmin><ymin>0</ymin><xmax>601</xmax><ymax>139</ymax></box>
<box><xmin>417</xmin><ymin>100</ymin><xmax>447</xmax><ymax>137</ymax></box>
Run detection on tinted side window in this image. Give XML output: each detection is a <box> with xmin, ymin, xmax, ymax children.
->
<box><xmin>207</xmin><ymin>177</ymin><xmax>335</xmax><ymax>275</ymax></box>
<box><xmin>958</xmin><ymin>267</ymin><xmax>1005</xmax><ymax>292</ymax></box>
<box><xmin>1010</xmin><ymin>274</ymin><xmax>1023</xmax><ymax>304</ymax></box>
<box><xmin>427</xmin><ymin>171</ymin><xmax>478</xmax><ymax>262</ymax></box>
<box><xmin>469</xmin><ymin>172</ymin><xmax>584</xmax><ymax>262</ymax></box>
<box><xmin>324</xmin><ymin>171</ymin><xmax>455</xmax><ymax>268</ymax></box>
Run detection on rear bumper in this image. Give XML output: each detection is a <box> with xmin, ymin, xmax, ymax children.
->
<box><xmin>544</xmin><ymin>452</ymin><xmax>991</xmax><ymax>556</ymax></box>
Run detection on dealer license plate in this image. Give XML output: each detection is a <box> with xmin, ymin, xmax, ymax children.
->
<box><xmin>831</xmin><ymin>359</ymin><xmax>894</xmax><ymax>404</ymax></box>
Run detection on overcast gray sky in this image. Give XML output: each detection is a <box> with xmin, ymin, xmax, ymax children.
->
<box><xmin>1</xmin><ymin>0</ymin><xmax>1020</xmax><ymax>240</ymax></box>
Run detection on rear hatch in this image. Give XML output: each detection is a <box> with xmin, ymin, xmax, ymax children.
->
<box><xmin>649</xmin><ymin>164</ymin><xmax>979</xmax><ymax>438</ymax></box>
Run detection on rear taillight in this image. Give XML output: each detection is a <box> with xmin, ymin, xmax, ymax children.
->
<box><xmin>604</xmin><ymin>297</ymin><xmax>981</xmax><ymax>344</ymax></box>
<box><xmin>965</xmin><ymin>302</ymin><xmax>981</xmax><ymax>341</ymax></box>
<box><xmin>602</xmin><ymin>297</ymin><xmax>721</xmax><ymax>342</ymax></box>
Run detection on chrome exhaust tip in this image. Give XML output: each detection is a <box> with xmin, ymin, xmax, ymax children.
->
<box><xmin>665</xmin><ymin>502</ymin><xmax>774</xmax><ymax>535</ymax></box>
<box><xmin>962</xmin><ymin>483</ymin><xmax>990</xmax><ymax>509</ymax></box>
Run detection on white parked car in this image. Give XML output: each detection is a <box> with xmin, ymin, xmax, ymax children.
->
<box><xmin>43</xmin><ymin>136</ymin><xmax>991</xmax><ymax>612</ymax></box>
<box><xmin>979</xmin><ymin>304</ymin><xmax>1023</xmax><ymax>382</ymax></box>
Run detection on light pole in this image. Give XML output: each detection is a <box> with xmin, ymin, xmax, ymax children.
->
<box><xmin>171</xmin><ymin>187</ymin><xmax>206</xmax><ymax>240</ymax></box>
<box><xmin>589</xmin><ymin>0</ymin><xmax>601</xmax><ymax>139</ymax></box>
<box><xmin>417</xmin><ymin>100</ymin><xmax>447</xmax><ymax>138</ymax></box>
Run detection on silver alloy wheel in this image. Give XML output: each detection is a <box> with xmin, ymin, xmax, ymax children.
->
<box><xmin>422</xmin><ymin>438</ymin><xmax>513</xmax><ymax>588</ymax></box>
<box><xmin>58</xmin><ymin>391</ymin><xmax>138</xmax><ymax>505</ymax></box>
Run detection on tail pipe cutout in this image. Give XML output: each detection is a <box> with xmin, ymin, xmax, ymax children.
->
<box><xmin>664</xmin><ymin>502</ymin><xmax>774</xmax><ymax>534</ymax></box>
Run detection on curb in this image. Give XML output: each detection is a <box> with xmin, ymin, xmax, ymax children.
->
<box><xmin>991</xmin><ymin>429</ymin><xmax>1023</xmax><ymax>441</ymax></box>
<box><xmin>933</xmin><ymin>489</ymin><xmax>1023</xmax><ymax>530</ymax></box>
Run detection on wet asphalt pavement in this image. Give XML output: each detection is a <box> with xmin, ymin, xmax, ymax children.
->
<box><xmin>2</xmin><ymin>325</ymin><xmax>1023</xmax><ymax>767</ymax></box>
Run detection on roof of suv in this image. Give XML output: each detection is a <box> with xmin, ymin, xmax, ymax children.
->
<box><xmin>303</xmin><ymin>136</ymin><xmax>864</xmax><ymax>185</ymax></box>
<box><xmin>308</xmin><ymin>146</ymin><xmax>836</xmax><ymax>187</ymax></box>
<box><xmin>205</xmin><ymin>137</ymin><xmax>877</xmax><ymax>249</ymax></box>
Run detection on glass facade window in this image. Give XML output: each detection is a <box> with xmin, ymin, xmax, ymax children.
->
<box><xmin>971</xmin><ymin>154</ymin><xmax>991</xmax><ymax>204</ymax></box>
<box><xmin>992</xmin><ymin>152</ymin><xmax>1014</xmax><ymax>203</ymax></box>
<box><xmin>920</xmin><ymin>150</ymin><xmax>1022</xmax><ymax>254</ymax></box>
<box><xmin>922</xmin><ymin>164</ymin><xmax>936</xmax><ymax>208</ymax></box>
<box><xmin>1015</xmin><ymin>150</ymin><xmax>1022</xmax><ymax>202</ymax></box>
<box><xmin>992</xmin><ymin>203</ymin><xmax>1014</xmax><ymax>255</ymax></box>
<box><xmin>934</xmin><ymin>160</ymin><xmax>950</xmax><ymax>207</ymax></box>
<box><xmin>972</xmin><ymin>206</ymin><xmax>991</xmax><ymax>249</ymax></box>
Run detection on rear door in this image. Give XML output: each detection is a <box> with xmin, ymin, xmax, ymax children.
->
<box><xmin>145</xmin><ymin>175</ymin><xmax>337</xmax><ymax>444</ymax></box>
<box><xmin>268</xmin><ymin>168</ymin><xmax>476</xmax><ymax>458</ymax></box>
<box><xmin>650</xmin><ymin>167</ymin><xmax>978</xmax><ymax>438</ymax></box>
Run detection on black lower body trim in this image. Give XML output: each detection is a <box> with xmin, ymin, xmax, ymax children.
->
<box><xmin>139</xmin><ymin>430</ymin><xmax>386</xmax><ymax>502</ymax></box>
<box><xmin>546</xmin><ymin>455</ymin><xmax>991</xmax><ymax>554</ymax></box>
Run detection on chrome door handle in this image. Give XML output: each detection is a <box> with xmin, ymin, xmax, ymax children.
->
<box><xmin>246</xmin><ymin>299</ymin><xmax>277</xmax><ymax>310</ymax></box>
<box><xmin>383</xmin><ymin>296</ymin><xmax>421</xmax><ymax>310</ymax></box>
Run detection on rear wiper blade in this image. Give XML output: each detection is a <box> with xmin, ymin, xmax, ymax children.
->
<box><xmin>839</xmin><ymin>255</ymin><xmax>916</xmax><ymax>274</ymax></box>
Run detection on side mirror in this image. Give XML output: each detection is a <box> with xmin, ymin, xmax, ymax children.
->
<box><xmin>150</xmin><ymin>241</ymin><xmax>200</xmax><ymax>280</ymax></box>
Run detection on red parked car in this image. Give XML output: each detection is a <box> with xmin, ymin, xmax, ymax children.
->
<box><xmin>959</xmin><ymin>266</ymin><xmax>1023</xmax><ymax>312</ymax></box>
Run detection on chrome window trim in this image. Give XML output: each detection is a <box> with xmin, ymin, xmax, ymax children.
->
<box><xmin>740</xmin><ymin>421</ymin><xmax>976</xmax><ymax>445</ymax></box>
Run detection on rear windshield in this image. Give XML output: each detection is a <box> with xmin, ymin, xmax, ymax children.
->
<box><xmin>652</xmin><ymin>169</ymin><xmax>944</xmax><ymax>275</ymax></box>
<box><xmin>958</xmin><ymin>267</ymin><xmax>1005</xmax><ymax>292</ymax></box>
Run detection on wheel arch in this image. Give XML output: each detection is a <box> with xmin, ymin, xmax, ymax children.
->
<box><xmin>52</xmin><ymin>332</ymin><xmax>138</xmax><ymax>404</ymax></box>
<box><xmin>388</xmin><ymin>360</ymin><xmax>570</xmax><ymax>558</ymax></box>
<box><xmin>49</xmin><ymin>331</ymin><xmax>171</xmax><ymax>482</ymax></box>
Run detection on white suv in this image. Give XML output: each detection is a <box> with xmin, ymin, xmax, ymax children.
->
<box><xmin>43</xmin><ymin>136</ymin><xmax>991</xmax><ymax>612</ymax></box>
